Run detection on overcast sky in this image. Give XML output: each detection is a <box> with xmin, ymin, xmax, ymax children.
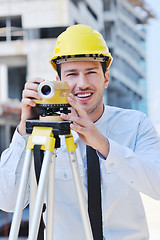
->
<box><xmin>145</xmin><ymin>0</ymin><xmax>160</xmax><ymax>127</ymax></box>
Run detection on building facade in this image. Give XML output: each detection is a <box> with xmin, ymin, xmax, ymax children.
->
<box><xmin>103</xmin><ymin>0</ymin><xmax>148</xmax><ymax>111</ymax></box>
<box><xmin>0</xmin><ymin>0</ymin><xmax>153</xmax><ymax>154</ymax></box>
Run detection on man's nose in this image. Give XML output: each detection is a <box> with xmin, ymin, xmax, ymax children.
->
<box><xmin>77</xmin><ymin>73</ymin><xmax>90</xmax><ymax>89</ymax></box>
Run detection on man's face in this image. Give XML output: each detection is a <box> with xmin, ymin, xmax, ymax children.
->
<box><xmin>57</xmin><ymin>61</ymin><xmax>110</xmax><ymax>119</ymax></box>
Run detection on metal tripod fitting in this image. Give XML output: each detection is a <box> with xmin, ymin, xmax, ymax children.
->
<box><xmin>26</xmin><ymin>126</ymin><xmax>55</xmax><ymax>152</ymax></box>
<box><xmin>65</xmin><ymin>132</ymin><xmax>77</xmax><ymax>152</ymax></box>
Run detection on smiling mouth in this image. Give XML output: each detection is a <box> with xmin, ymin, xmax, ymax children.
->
<box><xmin>75</xmin><ymin>93</ymin><xmax>93</xmax><ymax>98</ymax></box>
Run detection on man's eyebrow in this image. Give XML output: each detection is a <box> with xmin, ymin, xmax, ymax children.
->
<box><xmin>85</xmin><ymin>67</ymin><xmax>99</xmax><ymax>71</ymax></box>
<box><xmin>64</xmin><ymin>69</ymin><xmax>78</xmax><ymax>73</ymax></box>
<box><xmin>64</xmin><ymin>67</ymin><xmax>99</xmax><ymax>73</ymax></box>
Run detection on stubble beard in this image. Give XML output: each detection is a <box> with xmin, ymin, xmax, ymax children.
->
<box><xmin>84</xmin><ymin>91</ymin><xmax>104</xmax><ymax>116</ymax></box>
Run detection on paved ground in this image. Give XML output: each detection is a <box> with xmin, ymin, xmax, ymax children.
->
<box><xmin>141</xmin><ymin>194</ymin><xmax>160</xmax><ymax>240</ymax></box>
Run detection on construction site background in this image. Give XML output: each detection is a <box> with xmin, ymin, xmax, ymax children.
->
<box><xmin>0</xmin><ymin>0</ymin><xmax>160</xmax><ymax>239</ymax></box>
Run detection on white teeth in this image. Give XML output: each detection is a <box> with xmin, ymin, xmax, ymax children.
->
<box><xmin>77</xmin><ymin>93</ymin><xmax>92</xmax><ymax>98</ymax></box>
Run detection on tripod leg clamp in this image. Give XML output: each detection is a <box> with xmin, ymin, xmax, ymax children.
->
<box><xmin>26</xmin><ymin>126</ymin><xmax>55</xmax><ymax>152</ymax></box>
<box><xmin>65</xmin><ymin>132</ymin><xmax>77</xmax><ymax>152</ymax></box>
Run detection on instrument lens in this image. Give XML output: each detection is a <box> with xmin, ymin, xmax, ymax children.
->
<box><xmin>41</xmin><ymin>85</ymin><xmax>51</xmax><ymax>95</ymax></box>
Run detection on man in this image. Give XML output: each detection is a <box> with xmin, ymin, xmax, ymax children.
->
<box><xmin>0</xmin><ymin>24</ymin><xmax>160</xmax><ymax>240</ymax></box>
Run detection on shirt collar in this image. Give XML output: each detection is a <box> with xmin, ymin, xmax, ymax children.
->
<box><xmin>94</xmin><ymin>104</ymin><xmax>108</xmax><ymax>127</ymax></box>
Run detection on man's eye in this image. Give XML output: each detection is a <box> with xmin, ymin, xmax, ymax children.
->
<box><xmin>66</xmin><ymin>73</ymin><xmax>77</xmax><ymax>77</ymax></box>
<box><xmin>88</xmin><ymin>71</ymin><xmax>97</xmax><ymax>74</ymax></box>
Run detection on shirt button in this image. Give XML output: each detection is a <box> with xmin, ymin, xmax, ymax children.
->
<box><xmin>64</xmin><ymin>172</ymin><xmax>67</xmax><ymax>178</ymax></box>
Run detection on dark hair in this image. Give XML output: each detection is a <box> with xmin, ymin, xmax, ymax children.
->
<box><xmin>56</xmin><ymin>64</ymin><xmax>61</xmax><ymax>79</ymax></box>
<box><xmin>56</xmin><ymin>61</ymin><xmax>107</xmax><ymax>80</ymax></box>
<box><xmin>100</xmin><ymin>61</ymin><xmax>107</xmax><ymax>75</ymax></box>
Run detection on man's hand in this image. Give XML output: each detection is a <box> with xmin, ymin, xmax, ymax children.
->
<box><xmin>61</xmin><ymin>94</ymin><xmax>110</xmax><ymax>159</ymax></box>
<box><xmin>18</xmin><ymin>78</ymin><xmax>44</xmax><ymax>135</ymax></box>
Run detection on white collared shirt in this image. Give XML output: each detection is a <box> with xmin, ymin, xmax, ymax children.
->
<box><xmin>1</xmin><ymin>105</ymin><xmax>160</xmax><ymax>240</ymax></box>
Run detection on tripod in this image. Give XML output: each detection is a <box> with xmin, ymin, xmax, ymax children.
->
<box><xmin>9</xmin><ymin>119</ymin><xmax>93</xmax><ymax>240</ymax></box>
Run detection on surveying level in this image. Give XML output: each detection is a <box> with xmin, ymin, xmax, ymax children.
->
<box><xmin>34</xmin><ymin>80</ymin><xmax>71</xmax><ymax>118</ymax></box>
<box><xmin>9</xmin><ymin>81</ymin><xmax>93</xmax><ymax>240</ymax></box>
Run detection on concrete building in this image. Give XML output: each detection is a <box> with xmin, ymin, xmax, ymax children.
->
<box><xmin>0</xmin><ymin>0</ymin><xmax>104</xmax><ymax>154</ymax></box>
<box><xmin>0</xmin><ymin>0</ymin><xmax>154</xmax><ymax>154</ymax></box>
<box><xmin>103</xmin><ymin>0</ymin><xmax>151</xmax><ymax>111</ymax></box>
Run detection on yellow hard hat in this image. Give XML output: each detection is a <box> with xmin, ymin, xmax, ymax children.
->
<box><xmin>49</xmin><ymin>24</ymin><xmax>113</xmax><ymax>72</ymax></box>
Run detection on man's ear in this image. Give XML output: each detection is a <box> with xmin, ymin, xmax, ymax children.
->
<box><xmin>56</xmin><ymin>75</ymin><xmax>60</xmax><ymax>81</ymax></box>
<box><xmin>104</xmin><ymin>69</ymin><xmax>110</xmax><ymax>89</ymax></box>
